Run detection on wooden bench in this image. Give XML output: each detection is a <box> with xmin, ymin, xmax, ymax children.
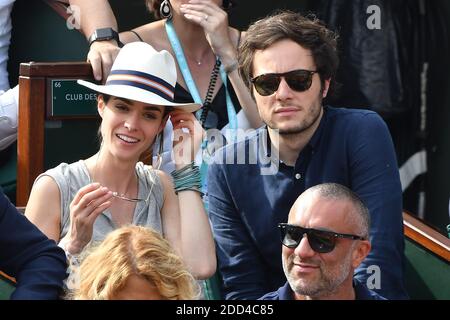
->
<box><xmin>403</xmin><ymin>212</ymin><xmax>450</xmax><ymax>299</ymax></box>
<box><xmin>0</xmin><ymin>271</ymin><xmax>15</xmax><ymax>300</ymax></box>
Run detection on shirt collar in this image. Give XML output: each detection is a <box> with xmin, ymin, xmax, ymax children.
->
<box><xmin>279</xmin><ymin>278</ymin><xmax>381</xmax><ymax>300</ymax></box>
<box><xmin>353</xmin><ymin>278</ymin><xmax>385</xmax><ymax>300</ymax></box>
<box><xmin>278</xmin><ymin>282</ymin><xmax>295</xmax><ymax>300</ymax></box>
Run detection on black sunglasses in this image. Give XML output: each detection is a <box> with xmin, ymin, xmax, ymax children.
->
<box><xmin>251</xmin><ymin>69</ymin><xmax>318</xmax><ymax>96</ymax></box>
<box><xmin>278</xmin><ymin>223</ymin><xmax>366</xmax><ymax>254</ymax></box>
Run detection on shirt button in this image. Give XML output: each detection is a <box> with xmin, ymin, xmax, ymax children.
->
<box><xmin>295</xmin><ymin>173</ymin><xmax>302</xmax><ymax>180</ymax></box>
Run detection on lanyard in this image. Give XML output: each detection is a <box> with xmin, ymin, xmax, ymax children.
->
<box><xmin>165</xmin><ymin>20</ymin><xmax>237</xmax><ymax>142</ymax></box>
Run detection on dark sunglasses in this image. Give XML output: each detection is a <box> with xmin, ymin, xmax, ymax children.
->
<box><xmin>278</xmin><ymin>223</ymin><xmax>366</xmax><ymax>254</ymax></box>
<box><xmin>251</xmin><ymin>69</ymin><xmax>318</xmax><ymax>96</ymax></box>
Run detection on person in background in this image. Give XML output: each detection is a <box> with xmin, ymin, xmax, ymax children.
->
<box><xmin>0</xmin><ymin>188</ymin><xmax>67</xmax><ymax>299</ymax></box>
<box><xmin>261</xmin><ymin>183</ymin><xmax>385</xmax><ymax>300</ymax></box>
<box><xmin>68</xmin><ymin>225</ymin><xmax>199</xmax><ymax>300</ymax></box>
<box><xmin>68</xmin><ymin>0</ymin><xmax>119</xmax><ymax>81</ymax></box>
<box><xmin>69</xmin><ymin>0</ymin><xmax>262</xmax><ymax>143</ymax></box>
<box><xmin>25</xmin><ymin>42</ymin><xmax>216</xmax><ymax>280</ymax></box>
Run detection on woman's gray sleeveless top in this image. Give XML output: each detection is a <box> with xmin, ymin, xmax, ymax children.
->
<box><xmin>36</xmin><ymin>160</ymin><xmax>164</xmax><ymax>242</ymax></box>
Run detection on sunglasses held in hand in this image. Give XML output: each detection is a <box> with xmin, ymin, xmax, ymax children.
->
<box><xmin>278</xmin><ymin>223</ymin><xmax>366</xmax><ymax>254</ymax></box>
<box><xmin>251</xmin><ymin>69</ymin><xmax>318</xmax><ymax>96</ymax></box>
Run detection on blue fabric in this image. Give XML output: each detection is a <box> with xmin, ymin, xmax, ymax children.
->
<box><xmin>208</xmin><ymin>106</ymin><xmax>407</xmax><ymax>300</ymax></box>
<box><xmin>259</xmin><ymin>279</ymin><xmax>386</xmax><ymax>300</ymax></box>
<box><xmin>0</xmin><ymin>190</ymin><xmax>67</xmax><ymax>299</ymax></box>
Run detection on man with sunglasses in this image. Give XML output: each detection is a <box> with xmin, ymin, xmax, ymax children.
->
<box><xmin>261</xmin><ymin>183</ymin><xmax>385</xmax><ymax>300</ymax></box>
<box><xmin>208</xmin><ymin>11</ymin><xmax>407</xmax><ymax>300</ymax></box>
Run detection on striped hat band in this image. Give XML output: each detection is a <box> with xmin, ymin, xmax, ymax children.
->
<box><xmin>106</xmin><ymin>69</ymin><xmax>175</xmax><ymax>102</ymax></box>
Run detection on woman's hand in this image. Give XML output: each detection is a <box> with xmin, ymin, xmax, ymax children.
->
<box><xmin>87</xmin><ymin>40</ymin><xmax>121</xmax><ymax>81</ymax></box>
<box><xmin>63</xmin><ymin>183</ymin><xmax>113</xmax><ymax>254</ymax></box>
<box><xmin>170</xmin><ymin>110</ymin><xmax>205</xmax><ymax>169</ymax></box>
<box><xmin>180</xmin><ymin>0</ymin><xmax>237</xmax><ymax>66</ymax></box>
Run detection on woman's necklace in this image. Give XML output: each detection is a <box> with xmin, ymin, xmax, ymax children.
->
<box><xmin>88</xmin><ymin>152</ymin><xmax>161</xmax><ymax>204</ymax></box>
<box><xmin>190</xmin><ymin>56</ymin><xmax>203</xmax><ymax>66</ymax></box>
<box><xmin>91</xmin><ymin>155</ymin><xmax>144</xmax><ymax>203</ymax></box>
<box><xmin>186</xmin><ymin>50</ymin><xmax>211</xmax><ymax>66</ymax></box>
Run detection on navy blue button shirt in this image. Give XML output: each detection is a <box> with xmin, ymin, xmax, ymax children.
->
<box><xmin>259</xmin><ymin>279</ymin><xmax>387</xmax><ymax>300</ymax></box>
<box><xmin>208</xmin><ymin>106</ymin><xmax>407</xmax><ymax>300</ymax></box>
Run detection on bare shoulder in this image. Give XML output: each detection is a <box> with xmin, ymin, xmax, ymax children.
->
<box><xmin>24</xmin><ymin>175</ymin><xmax>62</xmax><ymax>241</ymax></box>
<box><xmin>131</xmin><ymin>20</ymin><xmax>170</xmax><ymax>51</ymax></box>
<box><xmin>153</xmin><ymin>169</ymin><xmax>178</xmax><ymax>209</ymax></box>
<box><xmin>26</xmin><ymin>175</ymin><xmax>61</xmax><ymax>210</ymax></box>
<box><xmin>154</xmin><ymin>169</ymin><xmax>174</xmax><ymax>191</ymax></box>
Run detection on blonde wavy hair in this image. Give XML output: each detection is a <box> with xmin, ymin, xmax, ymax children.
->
<box><xmin>70</xmin><ymin>225</ymin><xmax>200</xmax><ymax>300</ymax></box>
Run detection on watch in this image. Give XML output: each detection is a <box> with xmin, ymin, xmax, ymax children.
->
<box><xmin>88</xmin><ymin>28</ymin><xmax>120</xmax><ymax>47</ymax></box>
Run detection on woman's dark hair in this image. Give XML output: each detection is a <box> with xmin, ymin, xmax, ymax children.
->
<box><xmin>145</xmin><ymin>0</ymin><xmax>163</xmax><ymax>20</ymax></box>
<box><xmin>101</xmin><ymin>93</ymin><xmax>112</xmax><ymax>104</ymax></box>
<box><xmin>99</xmin><ymin>94</ymin><xmax>173</xmax><ymax>117</ymax></box>
<box><xmin>238</xmin><ymin>11</ymin><xmax>339</xmax><ymax>96</ymax></box>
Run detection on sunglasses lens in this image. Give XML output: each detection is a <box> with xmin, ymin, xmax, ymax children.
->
<box><xmin>285</xmin><ymin>70</ymin><xmax>313</xmax><ymax>92</ymax></box>
<box><xmin>253</xmin><ymin>70</ymin><xmax>315</xmax><ymax>96</ymax></box>
<box><xmin>253</xmin><ymin>74</ymin><xmax>281</xmax><ymax>96</ymax></box>
<box><xmin>281</xmin><ymin>225</ymin><xmax>302</xmax><ymax>248</ymax></box>
<box><xmin>308</xmin><ymin>230</ymin><xmax>336</xmax><ymax>253</ymax></box>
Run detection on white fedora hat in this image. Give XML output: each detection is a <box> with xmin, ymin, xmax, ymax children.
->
<box><xmin>78</xmin><ymin>42</ymin><xmax>201</xmax><ymax>113</ymax></box>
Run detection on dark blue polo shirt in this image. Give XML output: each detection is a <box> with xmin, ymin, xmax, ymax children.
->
<box><xmin>259</xmin><ymin>279</ymin><xmax>387</xmax><ymax>300</ymax></box>
<box><xmin>208</xmin><ymin>106</ymin><xmax>407</xmax><ymax>300</ymax></box>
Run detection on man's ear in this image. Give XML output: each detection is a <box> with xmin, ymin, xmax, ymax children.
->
<box><xmin>97</xmin><ymin>95</ymin><xmax>106</xmax><ymax>118</ymax></box>
<box><xmin>351</xmin><ymin>240</ymin><xmax>371</xmax><ymax>269</ymax></box>
<box><xmin>322</xmin><ymin>78</ymin><xmax>331</xmax><ymax>98</ymax></box>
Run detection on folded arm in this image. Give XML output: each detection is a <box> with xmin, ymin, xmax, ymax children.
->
<box><xmin>208</xmin><ymin>162</ymin><xmax>270</xmax><ymax>299</ymax></box>
<box><xmin>349</xmin><ymin>113</ymin><xmax>408</xmax><ymax>299</ymax></box>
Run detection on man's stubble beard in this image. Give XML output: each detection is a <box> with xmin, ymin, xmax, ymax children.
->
<box><xmin>283</xmin><ymin>249</ymin><xmax>354</xmax><ymax>299</ymax></box>
<box><xmin>264</xmin><ymin>97</ymin><xmax>323</xmax><ymax>136</ymax></box>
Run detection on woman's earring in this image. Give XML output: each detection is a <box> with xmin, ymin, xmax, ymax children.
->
<box><xmin>151</xmin><ymin>132</ymin><xmax>164</xmax><ymax>170</ymax></box>
<box><xmin>222</xmin><ymin>0</ymin><xmax>234</xmax><ymax>13</ymax></box>
<box><xmin>160</xmin><ymin>0</ymin><xmax>173</xmax><ymax>20</ymax></box>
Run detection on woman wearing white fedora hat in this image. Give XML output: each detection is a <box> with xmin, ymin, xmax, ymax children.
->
<box><xmin>72</xmin><ymin>0</ymin><xmax>264</xmax><ymax>210</ymax></box>
<box><xmin>25</xmin><ymin>42</ymin><xmax>216</xmax><ymax>281</ymax></box>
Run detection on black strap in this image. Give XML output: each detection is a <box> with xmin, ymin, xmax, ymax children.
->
<box><xmin>199</xmin><ymin>59</ymin><xmax>221</xmax><ymax>128</ymax></box>
<box><xmin>129</xmin><ymin>30</ymin><xmax>144</xmax><ymax>42</ymax></box>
